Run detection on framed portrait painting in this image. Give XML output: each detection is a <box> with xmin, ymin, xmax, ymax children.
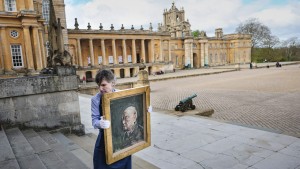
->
<box><xmin>102</xmin><ymin>85</ymin><xmax>151</xmax><ymax>164</ymax></box>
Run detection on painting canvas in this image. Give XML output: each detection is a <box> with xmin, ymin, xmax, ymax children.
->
<box><xmin>102</xmin><ymin>86</ymin><xmax>151</xmax><ymax>164</ymax></box>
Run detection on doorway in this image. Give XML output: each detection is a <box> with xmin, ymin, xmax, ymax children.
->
<box><xmin>120</xmin><ymin>69</ymin><xmax>125</xmax><ymax>78</ymax></box>
<box><xmin>85</xmin><ymin>71</ymin><xmax>92</xmax><ymax>82</ymax></box>
<box><xmin>130</xmin><ymin>68</ymin><xmax>134</xmax><ymax>77</ymax></box>
<box><xmin>137</xmin><ymin>54</ymin><xmax>140</xmax><ymax>63</ymax></box>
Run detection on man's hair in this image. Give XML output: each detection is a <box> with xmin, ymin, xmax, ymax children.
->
<box><xmin>124</xmin><ymin>106</ymin><xmax>137</xmax><ymax>114</ymax></box>
<box><xmin>95</xmin><ymin>69</ymin><xmax>116</xmax><ymax>85</ymax></box>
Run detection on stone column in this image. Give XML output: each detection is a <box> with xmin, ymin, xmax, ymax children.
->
<box><xmin>38</xmin><ymin>29</ymin><xmax>46</xmax><ymax>67</ymax></box>
<box><xmin>141</xmin><ymin>39</ymin><xmax>145</xmax><ymax>63</ymax></box>
<box><xmin>160</xmin><ymin>39</ymin><xmax>163</xmax><ymax>62</ymax></box>
<box><xmin>89</xmin><ymin>39</ymin><xmax>94</xmax><ymax>66</ymax></box>
<box><xmin>32</xmin><ymin>27</ymin><xmax>43</xmax><ymax>70</ymax></box>
<box><xmin>101</xmin><ymin>39</ymin><xmax>106</xmax><ymax>65</ymax></box>
<box><xmin>114</xmin><ymin>68</ymin><xmax>120</xmax><ymax>78</ymax></box>
<box><xmin>23</xmin><ymin>26</ymin><xmax>34</xmax><ymax>70</ymax></box>
<box><xmin>112</xmin><ymin>39</ymin><xmax>117</xmax><ymax>64</ymax></box>
<box><xmin>184</xmin><ymin>40</ymin><xmax>191</xmax><ymax>67</ymax></box>
<box><xmin>190</xmin><ymin>43</ymin><xmax>193</xmax><ymax>68</ymax></box>
<box><xmin>0</xmin><ymin>27</ymin><xmax>10</xmax><ymax>73</ymax></box>
<box><xmin>151</xmin><ymin>39</ymin><xmax>155</xmax><ymax>63</ymax></box>
<box><xmin>199</xmin><ymin>39</ymin><xmax>208</xmax><ymax>67</ymax></box>
<box><xmin>132</xmin><ymin>39</ymin><xmax>136</xmax><ymax>63</ymax></box>
<box><xmin>168</xmin><ymin>40</ymin><xmax>171</xmax><ymax>62</ymax></box>
<box><xmin>18</xmin><ymin>0</ymin><xmax>25</xmax><ymax>10</ymax></box>
<box><xmin>183</xmin><ymin>39</ymin><xmax>194</xmax><ymax>68</ymax></box>
<box><xmin>122</xmin><ymin>39</ymin><xmax>127</xmax><ymax>64</ymax></box>
<box><xmin>77</xmin><ymin>38</ymin><xmax>83</xmax><ymax>67</ymax></box>
<box><xmin>0</xmin><ymin>34</ymin><xmax>3</xmax><ymax>73</ymax></box>
<box><xmin>125</xmin><ymin>68</ymin><xmax>130</xmax><ymax>78</ymax></box>
<box><xmin>0</xmin><ymin>0</ymin><xmax>4</xmax><ymax>11</ymax></box>
<box><xmin>26</xmin><ymin>0</ymin><xmax>34</xmax><ymax>10</ymax></box>
<box><xmin>205</xmin><ymin>42</ymin><xmax>209</xmax><ymax>66</ymax></box>
<box><xmin>200</xmin><ymin>42</ymin><xmax>204</xmax><ymax>67</ymax></box>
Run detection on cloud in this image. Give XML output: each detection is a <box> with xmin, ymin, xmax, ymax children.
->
<box><xmin>65</xmin><ymin>0</ymin><xmax>300</xmax><ymax>40</ymax></box>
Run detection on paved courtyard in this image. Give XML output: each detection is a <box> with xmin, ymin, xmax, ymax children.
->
<box><xmin>150</xmin><ymin>64</ymin><xmax>300</xmax><ymax>137</ymax></box>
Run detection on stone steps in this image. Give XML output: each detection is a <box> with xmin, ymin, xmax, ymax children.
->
<box><xmin>66</xmin><ymin>132</ymin><xmax>159</xmax><ymax>169</ymax></box>
<box><xmin>0</xmin><ymin>126</ymin><xmax>158</xmax><ymax>169</ymax></box>
<box><xmin>0</xmin><ymin>126</ymin><xmax>20</xmax><ymax>169</ymax></box>
<box><xmin>0</xmin><ymin>126</ymin><xmax>90</xmax><ymax>169</ymax></box>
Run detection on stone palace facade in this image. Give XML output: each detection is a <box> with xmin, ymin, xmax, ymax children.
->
<box><xmin>0</xmin><ymin>1</ymin><xmax>251</xmax><ymax>79</ymax></box>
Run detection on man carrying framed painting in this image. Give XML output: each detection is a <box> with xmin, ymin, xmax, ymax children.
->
<box><xmin>91</xmin><ymin>69</ymin><xmax>132</xmax><ymax>169</ymax></box>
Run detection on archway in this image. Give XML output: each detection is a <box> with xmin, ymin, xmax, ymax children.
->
<box><xmin>148</xmin><ymin>67</ymin><xmax>152</xmax><ymax>75</ymax></box>
<box><xmin>85</xmin><ymin>71</ymin><xmax>92</xmax><ymax>82</ymax></box>
<box><xmin>120</xmin><ymin>69</ymin><xmax>125</xmax><ymax>78</ymax></box>
<box><xmin>130</xmin><ymin>68</ymin><xmax>134</xmax><ymax>77</ymax></box>
<box><xmin>193</xmin><ymin>53</ymin><xmax>197</xmax><ymax>68</ymax></box>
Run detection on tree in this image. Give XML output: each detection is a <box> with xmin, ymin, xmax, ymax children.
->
<box><xmin>192</xmin><ymin>30</ymin><xmax>200</xmax><ymax>37</ymax></box>
<box><xmin>236</xmin><ymin>18</ymin><xmax>278</xmax><ymax>62</ymax></box>
<box><xmin>262</xmin><ymin>35</ymin><xmax>280</xmax><ymax>61</ymax></box>
<box><xmin>236</xmin><ymin>18</ymin><xmax>272</xmax><ymax>48</ymax></box>
<box><xmin>280</xmin><ymin>37</ymin><xmax>300</xmax><ymax>61</ymax></box>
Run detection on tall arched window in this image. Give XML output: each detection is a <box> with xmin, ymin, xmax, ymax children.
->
<box><xmin>42</xmin><ymin>0</ymin><xmax>50</xmax><ymax>24</ymax></box>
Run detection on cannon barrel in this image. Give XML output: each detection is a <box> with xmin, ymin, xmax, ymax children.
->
<box><xmin>179</xmin><ymin>94</ymin><xmax>197</xmax><ymax>104</ymax></box>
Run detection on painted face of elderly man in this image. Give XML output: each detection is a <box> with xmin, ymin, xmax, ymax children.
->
<box><xmin>122</xmin><ymin>106</ymin><xmax>143</xmax><ymax>147</ymax></box>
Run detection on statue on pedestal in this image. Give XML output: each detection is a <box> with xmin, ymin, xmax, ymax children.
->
<box><xmin>47</xmin><ymin>0</ymin><xmax>72</xmax><ymax>67</ymax></box>
<box><xmin>41</xmin><ymin>0</ymin><xmax>75</xmax><ymax>76</ymax></box>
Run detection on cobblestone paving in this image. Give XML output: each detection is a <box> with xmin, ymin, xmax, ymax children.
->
<box><xmin>150</xmin><ymin>65</ymin><xmax>300</xmax><ymax>137</ymax></box>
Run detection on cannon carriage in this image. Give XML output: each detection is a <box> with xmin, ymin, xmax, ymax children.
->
<box><xmin>175</xmin><ymin>94</ymin><xmax>197</xmax><ymax>112</ymax></box>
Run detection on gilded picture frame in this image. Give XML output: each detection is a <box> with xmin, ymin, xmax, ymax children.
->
<box><xmin>102</xmin><ymin>86</ymin><xmax>151</xmax><ymax>164</ymax></box>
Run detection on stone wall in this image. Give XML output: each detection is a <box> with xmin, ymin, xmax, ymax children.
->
<box><xmin>0</xmin><ymin>75</ymin><xmax>83</xmax><ymax>133</ymax></box>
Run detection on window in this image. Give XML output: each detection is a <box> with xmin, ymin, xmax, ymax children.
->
<box><xmin>5</xmin><ymin>0</ymin><xmax>16</xmax><ymax>12</ymax></box>
<box><xmin>42</xmin><ymin>0</ymin><xmax>50</xmax><ymax>24</ymax></box>
<box><xmin>10</xmin><ymin>45</ymin><xmax>23</xmax><ymax>67</ymax></box>
<box><xmin>10</xmin><ymin>30</ymin><xmax>19</xmax><ymax>38</ymax></box>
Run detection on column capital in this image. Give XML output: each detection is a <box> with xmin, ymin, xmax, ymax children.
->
<box><xmin>198</xmin><ymin>39</ymin><xmax>208</xmax><ymax>43</ymax></box>
<box><xmin>22</xmin><ymin>25</ymin><xmax>30</xmax><ymax>29</ymax></box>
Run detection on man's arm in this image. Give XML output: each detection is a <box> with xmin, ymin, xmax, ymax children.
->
<box><xmin>91</xmin><ymin>95</ymin><xmax>101</xmax><ymax>129</ymax></box>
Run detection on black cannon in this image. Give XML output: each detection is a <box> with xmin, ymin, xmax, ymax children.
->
<box><xmin>175</xmin><ymin>94</ymin><xmax>197</xmax><ymax>112</ymax></box>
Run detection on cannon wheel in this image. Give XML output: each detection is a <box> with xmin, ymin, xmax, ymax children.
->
<box><xmin>191</xmin><ymin>105</ymin><xmax>196</xmax><ymax>110</ymax></box>
<box><xmin>175</xmin><ymin>105</ymin><xmax>180</xmax><ymax>111</ymax></box>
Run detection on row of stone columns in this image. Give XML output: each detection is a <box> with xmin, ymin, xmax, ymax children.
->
<box><xmin>22</xmin><ymin>26</ymin><xmax>45</xmax><ymax>70</ymax></box>
<box><xmin>199</xmin><ymin>40</ymin><xmax>209</xmax><ymax>67</ymax></box>
<box><xmin>0</xmin><ymin>26</ymin><xmax>45</xmax><ymax>73</ymax></box>
<box><xmin>75</xmin><ymin>38</ymin><xmax>169</xmax><ymax>67</ymax></box>
<box><xmin>182</xmin><ymin>39</ymin><xmax>210</xmax><ymax>68</ymax></box>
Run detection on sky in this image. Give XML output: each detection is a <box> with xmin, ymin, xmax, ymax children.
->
<box><xmin>64</xmin><ymin>0</ymin><xmax>300</xmax><ymax>41</ymax></box>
